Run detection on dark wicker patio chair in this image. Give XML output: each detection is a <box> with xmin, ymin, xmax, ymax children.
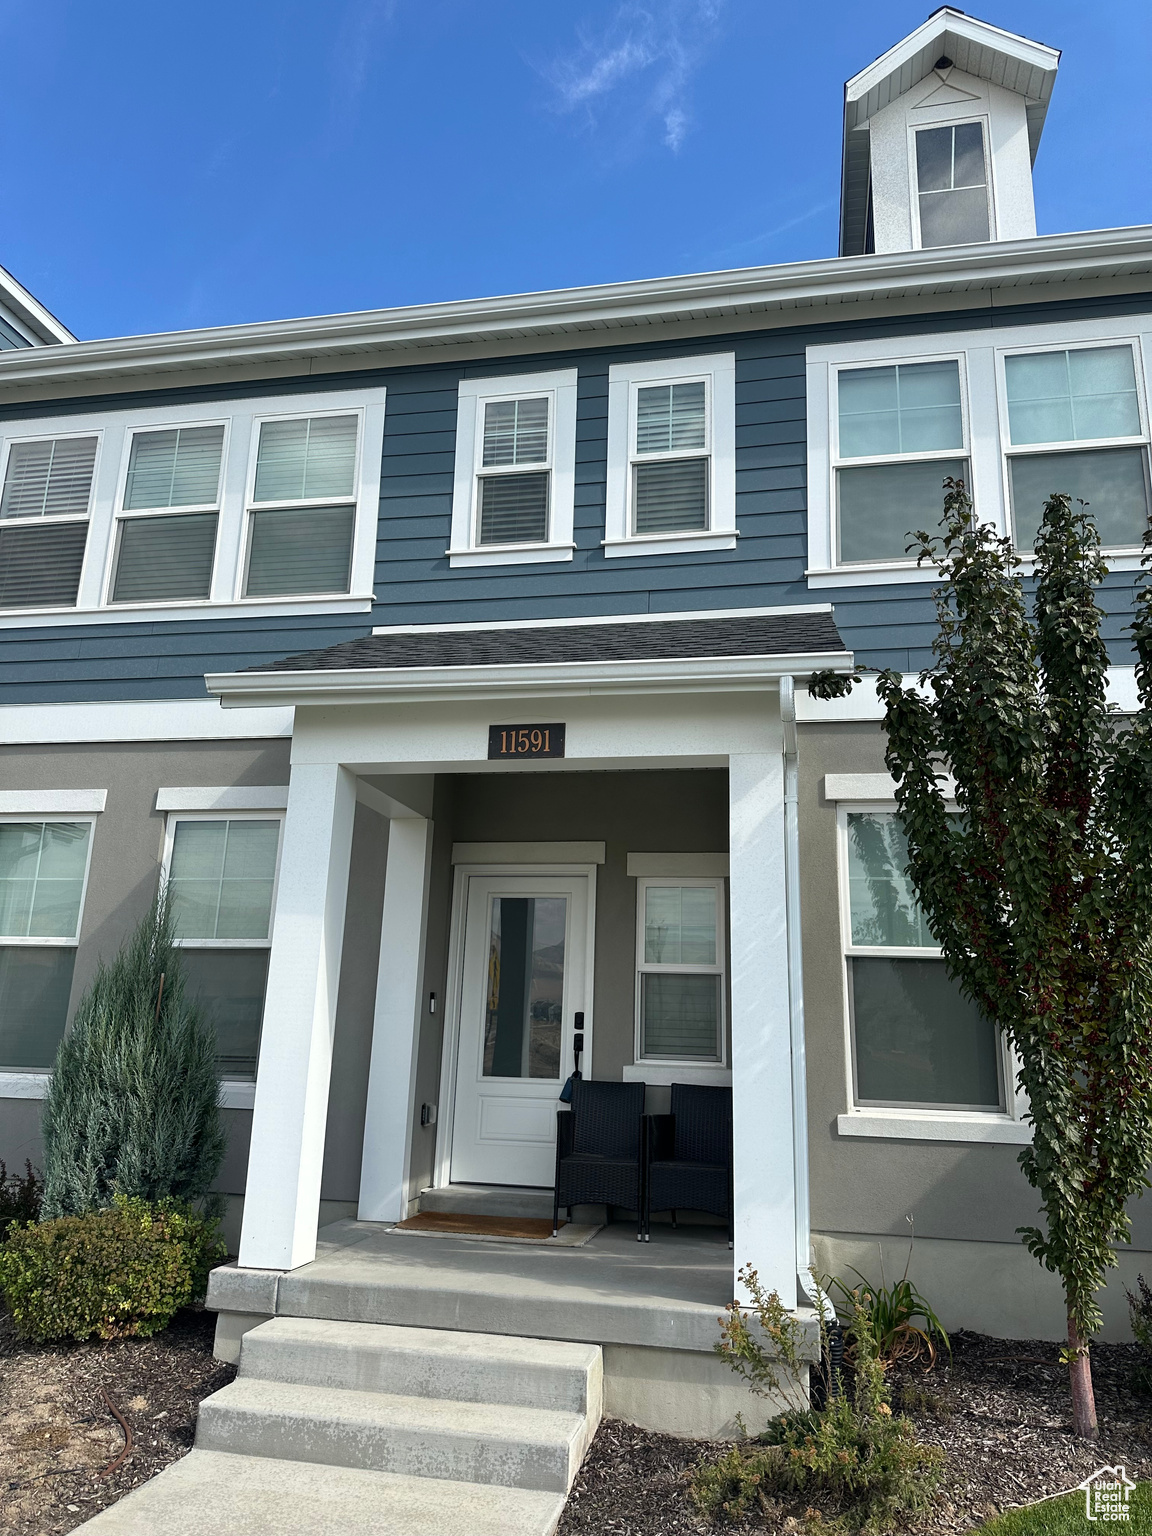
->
<box><xmin>643</xmin><ymin>1083</ymin><xmax>732</xmax><ymax>1246</ymax></box>
<box><xmin>553</xmin><ymin>1078</ymin><xmax>646</xmax><ymax>1241</ymax></box>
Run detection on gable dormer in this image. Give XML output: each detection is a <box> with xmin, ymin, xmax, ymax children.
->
<box><xmin>840</xmin><ymin>9</ymin><xmax>1060</xmax><ymax>257</ymax></box>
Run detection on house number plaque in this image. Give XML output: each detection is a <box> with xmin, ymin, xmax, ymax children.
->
<box><xmin>488</xmin><ymin>723</ymin><xmax>566</xmax><ymax>760</ymax></box>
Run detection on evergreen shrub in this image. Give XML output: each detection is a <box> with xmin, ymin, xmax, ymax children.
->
<box><xmin>0</xmin><ymin>1159</ymin><xmax>43</xmax><ymax>1241</ymax></box>
<box><xmin>0</xmin><ymin>1195</ymin><xmax>224</xmax><ymax>1341</ymax></box>
<box><xmin>41</xmin><ymin>897</ymin><xmax>226</xmax><ymax>1220</ymax></box>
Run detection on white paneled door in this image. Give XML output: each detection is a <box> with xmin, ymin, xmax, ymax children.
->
<box><xmin>450</xmin><ymin>872</ymin><xmax>591</xmax><ymax>1187</ymax></box>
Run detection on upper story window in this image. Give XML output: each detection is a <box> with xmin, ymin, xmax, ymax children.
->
<box><xmin>1003</xmin><ymin>344</ymin><xmax>1150</xmax><ymax>551</ymax></box>
<box><xmin>0</xmin><ymin>435</ymin><xmax>98</xmax><ymax>609</ymax></box>
<box><xmin>605</xmin><ymin>353</ymin><xmax>736</xmax><ymax>558</ymax></box>
<box><xmin>111</xmin><ymin>424</ymin><xmax>225</xmax><ymax>603</ymax></box>
<box><xmin>835</xmin><ymin>358</ymin><xmax>968</xmax><ymax>563</ymax></box>
<box><xmin>914</xmin><ymin>122</ymin><xmax>990</xmax><ymax>248</ymax></box>
<box><xmin>843</xmin><ymin>809</ymin><xmax>1003</xmax><ymax>1111</ymax></box>
<box><xmin>448</xmin><ymin>370</ymin><xmax>578</xmax><ymax>567</ymax></box>
<box><xmin>0</xmin><ymin>817</ymin><xmax>95</xmax><ymax>1072</ymax></box>
<box><xmin>245</xmin><ymin>414</ymin><xmax>359</xmax><ymax>596</ymax></box>
<box><xmin>0</xmin><ymin>386</ymin><xmax>386</xmax><ymax>623</ymax></box>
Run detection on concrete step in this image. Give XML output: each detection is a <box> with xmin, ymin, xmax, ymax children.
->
<box><xmin>238</xmin><ymin>1316</ymin><xmax>602</xmax><ymax>1417</ymax></box>
<box><xmin>72</xmin><ymin>1449</ymin><xmax>566</xmax><ymax>1536</ymax></box>
<box><xmin>418</xmin><ymin>1183</ymin><xmax>555</xmax><ymax>1220</ymax></box>
<box><xmin>196</xmin><ymin>1375</ymin><xmax>592</xmax><ymax>1493</ymax></box>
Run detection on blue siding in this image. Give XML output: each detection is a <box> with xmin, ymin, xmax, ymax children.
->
<box><xmin>1</xmin><ymin>287</ymin><xmax>1151</xmax><ymax>703</ymax></box>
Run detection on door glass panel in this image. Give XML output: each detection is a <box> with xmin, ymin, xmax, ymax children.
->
<box><xmin>482</xmin><ymin>895</ymin><xmax>566</xmax><ymax>1079</ymax></box>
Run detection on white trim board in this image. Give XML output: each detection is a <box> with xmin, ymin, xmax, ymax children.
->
<box><xmin>371</xmin><ymin>603</ymin><xmax>833</xmax><ymax>637</ymax></box>
<box><xmin>0</xmin><ymin>789</ymin><xmax>106</xmax><ymax>813</ymax></box>
<box><xmin>822</xmin><ymin>774</ymin><xmax>957</xmax><ymax>802</ymax></box>
<box><xmin>451</xmin><ymin>841</ymin><xmax>606</xmax><ymax>865</ymax></box>
<box><xmin>0</xmin><ymin>698</ymin><xmax>294</xmax><ymax>743</ymax></box>
<box><xmin>155</xmin><ymin>786</ymin><xmax>290</xmax><ymax>812</ymax></box>
<box><xmin>837</xmin><ymin>1111</ymin><xmax>1031</xmax><ymax>1144</ymax></box>
<box><xmin>623</xmin><ymin>1064</ymin><xmax>733</xmax><ymax>1086</ymax></box>
<box><xmin>626</xmin><ymin>852</ymin><xmax>729</xmax><ymax>876</ymax></box>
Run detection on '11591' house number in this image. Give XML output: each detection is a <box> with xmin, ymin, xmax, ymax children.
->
<box><xmin>487</xmin><ymin>724</ymin><xmax>566</xmax><ymax>759</ymax></box>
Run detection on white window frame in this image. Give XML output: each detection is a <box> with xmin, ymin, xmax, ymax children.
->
<box><xmin>0</xmin><ymin>429</ymin><xmax>104</xmax><ymax>610</ymax></box>
<box><xmin>834</xmin><ymin>800</ymin><xmax>1029</xmax><ymax>1143</ymax></box>
<box><xmin>806</xmin><ymin>311</ymin><xmax>1152</xmax><ymax>589</ymax></box>
<box><xmin>995</xmin><ymin>336</ymin><xmax>1151</xmax><ymax>556</ymax></box>
<box><xmin>632</xmin><ymin>874</ymin><xmax>727</xmax><ymax>1069</ymax></box>
<box><xmin>160</xmin><ymin>809</ymin><xmax>285</xmax><ymax>1103</ymax></box>
<box><xmin>605</xmin><ymin>353</ymin><xmax>736</xmax><ymax>557</ymax></box>
<box><xmin>448</xmin><ymin>369</ymin><xmax>578</xmax><ymax>567</ymax></box>
<box><xmin>0</xmin><ymin>812</ymin><xmax>97</xmax><ymax>948</ymax></box>
<box><xmin>0</xmin><ymin>386</ymin><xmax>386</xmax><ymax>626</ymax></box>
<box><xmin>908</xmin><ymin>114</ymin><xmax>997</xmax><ymax>251</ymax></box>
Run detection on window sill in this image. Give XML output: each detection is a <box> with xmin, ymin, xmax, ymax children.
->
<box><xmin>446</xmin><ymin>543</ymin><xmax>575</xmax><ymax>568</ymax></box>
<box><xmin>0</xmin><ymin>1070</ymin><xmax>257</xmax><ymax>1108</ymax></box>
<box><xmin>0</xmin><ymin>595</ymin><xmax>374</xmax><ymax>629</ymax></box>
<box><xmin>220</xmin><ymin>1080</ymin><xmax>256</xmax><ymax>1110</ymax></box>
<box><xmin>836</xmin><ymin>1110</ymin><xmax>1030</xmax><ymax>1144</ymax></box>
<box><xmin>623</xmin><ymin>1063</ymin><xmax>731</xmax><ymax>1086</ymax></box>
<box><xmin>603</xmin><ymin>530</ymin><xmax>737</xmax><ymax>559</ymax></box>
<box><xmin>806</xmin><ymin>563</ymin><xmax>941</xmax><ymax>589</ymax></box>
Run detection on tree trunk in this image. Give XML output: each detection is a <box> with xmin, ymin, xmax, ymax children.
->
<box><xmin>1068</xmin><ymin>1312</ymin><xmax>1099</xmax><ymax>1439</ymax></box>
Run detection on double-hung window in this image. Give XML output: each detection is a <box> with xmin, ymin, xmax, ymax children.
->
<box><xmin>164</xmin><ymin>814</ymin><xmax>282</xmax><ymax>1079</ymax></box>
<box><xmin>843</xmin><ymin>810</ymin><xmax>1002</xmax><ymax>1111</ymax></box>
<box><xmin>606</xmin><ymin>354</ymin><xmax>736</xmax><ymax>555</ymax></box>
<box><xmin>243</xmin><ymin>413</ymin><xmax>360</xmax><ymax>596</ymax></box>
<box><xmin>0</xmin><ymin>819</ymin><xmax>94</xmax><ymax>1069</ymax></box>
<box><xmin>1003</xmin><ymin>344</ymin><xmax>1150</xmax><ymax>551</ymax></box>
<box><xmin>914</xmin><ymin>122</ymin><xmax>991</xmax><ymax>248</ymax></box>
<box><xmin>835</xmin><ymin>359</ymin><xmax>968</xmax><ymax>564</ymax></box>
<box><xmin>635</xmin><ymin>878</ymin><xmax>726</xmax><ymax>1063</ymax></box>
<box><xmin>449</xmin><ymin>370</ymin><xmax>578</xmax><ymax>566</ymax></box>
<box><xmin>0</xmin><ymin>435</ymin><xmax>98</xmax><ymax>609</ymax></box>
<box><xmin>111</xmin><ymin>424</ymin><xmax>224</xmax><ymax>603</ymax></box>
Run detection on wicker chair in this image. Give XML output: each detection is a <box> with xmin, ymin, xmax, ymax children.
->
<box><xmin>643</xmin><ymin>1083</ymin><xmax>733</xmax><ymax>1246</ymax></box>
<box><xmin>553</xmin><ymin>1078</ymin><xmax>646</xmax><ymax>1240</ymax></box>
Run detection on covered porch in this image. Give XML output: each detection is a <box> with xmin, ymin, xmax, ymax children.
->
<box><xmin>203</xmin><ymin>609</ymin><xmax>849</xmax><ymax>1429</ymax></box>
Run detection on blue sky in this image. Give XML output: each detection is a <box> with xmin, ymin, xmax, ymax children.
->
<box><xmin>2</xmin><ymin>1</ymin><xmax>1149</xmax><ymax>341</ymax></box>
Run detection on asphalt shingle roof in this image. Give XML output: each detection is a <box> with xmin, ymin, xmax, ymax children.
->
<box><xmin>247</xmin><ymin>610</ymin><xmax>847</xmax><ymax>674</ymax></box>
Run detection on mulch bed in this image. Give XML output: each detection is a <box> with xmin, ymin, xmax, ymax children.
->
<box><xmin>0</xmin><ymin>1305</ymin><xmax>234</xmax><ymax>1536</ymax></box>
<box><xmin>557</xmin><ymin>1331</ymin><xmax>1152</xmax><ymax>1535</ymax></box>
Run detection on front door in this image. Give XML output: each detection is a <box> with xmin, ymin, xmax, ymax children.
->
<box><xmin>450</xmin><ymin>872</ymin><xmax>591</xmax><ymax>1186</ymax></box>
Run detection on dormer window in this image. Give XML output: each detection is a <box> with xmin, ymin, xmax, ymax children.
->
<box><xmin>914</xmin><ymin>122</ymin><xmax>990</xmax><ymax>248</ymax></box>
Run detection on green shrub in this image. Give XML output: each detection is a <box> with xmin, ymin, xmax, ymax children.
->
<box><xmin>42</xmin><ymin>897</ymin><xmax>226</xmax><ymax>1220</ymax></box>
<box><xmin>698</xmin><ymin>1265</ymin><xmax>943</xmax><ymax>1533</ymax></box>
<box><xmin>0</xmin><ymin>1195</ymin><xmax>225</xmax><ymax>1341</ymax></box>
<box><xmin>0</xmin><ymin>1159</ymin><xmax>43</xmax><ymax>1241</ymax></box>
<box><xmin>824</xmin><ymin>1223</ymin><xmax>949</xmax><ymax>1369</ymax></box>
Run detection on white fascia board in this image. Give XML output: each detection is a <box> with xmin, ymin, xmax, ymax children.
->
<box><xmin>206</xmin><ymin>650</ymin><xmax>857</xmax><ymax>708</ymax></box>
<box><xmin>0</xmin><ymin>698</ymin><xmax>294</xmax><ymax>744</ymax></box>
<box><xmin>155</xmin><ymin>786</ymin><xmax>290</xmax><ymax>812</ymax></box>
<box><xmin>371</xmin><ymin>603</ymin><xmax>833</xmax><ymax>637</ymax></box>
<box><xmin>2</xmin><ymin>228</ymin><xmax>1149</xmax><ymax>392</ymax></box>
<box><xmin>0</xmin><ymin>263</ymin><xmax>76</xmax><ymax>345</ymax></box>
<box><xmin>0</xmin><ymin>789</ymin><xmax>106</xmax><ymax>813</ymax></box>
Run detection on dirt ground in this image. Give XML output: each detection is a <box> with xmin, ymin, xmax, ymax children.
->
<box><xmin>0</xmin><ymin>1306</ymin><xmax>233</xmax><ymax>1536</ymax></box>
<box><xmin>557</xmin><ymin>1331</ymin><xmax>1152</xmax><ymax>1535</ymax></box>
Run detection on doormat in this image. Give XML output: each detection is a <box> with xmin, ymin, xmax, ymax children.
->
<box><xmin>390</xmin><ymin>1211</ymin><xmax>603</xmax><ymax>1247</ymax></box>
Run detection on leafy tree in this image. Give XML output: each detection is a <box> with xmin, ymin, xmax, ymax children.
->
<box><xmin>42</xmin><ymin>897</ymin><xmax>226</xmax><ymax>1221</ymax></box>
<box><xmin>811</xmin><ymin>483</ymin><xmax>1152</xmax><ymax>1438</ymax></box>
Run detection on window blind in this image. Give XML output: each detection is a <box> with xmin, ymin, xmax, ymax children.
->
<box><xmin>633</xmin><ymin>458</ymin><xmax>708</xmax><ymax>534</ymax></box>
<box><xmin>0</xmin><ymin>821</ymin><xmax>91</xmax><ymax>939</ymax></box>
<box><xmin>636</xmin><ymin>382</ymin><xmax>706</xmax><ymax>454</ymax></box>
<box><xmin>123</xmin><ymin>425</ymin><xmax>224</xmax><ymax>510</ymax></box>
<box><xmin>112</xmin><ymin>513</ymin><xmax>217</xmax><ymax>603</ymax></box>
<box><xmin>168</xmin><ymin>818</ymin><xmax>280</xmax><ymax>942</ymax></box>
<box><xmin>0</xmin><ymin>947</ymin><xmax>77</xmax><ymax>1071</ymax></box>
<box><xmin>1</xmin><ymin>437</ymin><xmax>98</xmax><ymax>519</ymax></box>
<box><xmin>253</xmin><ymin>416</ymin><xmax>358</xmax><ymax>503</ymax></box>
<box><xmin>478</xmin><ymin>472</ymin><xmax>549</xmax><ymax>545</ymax></box>
<box><xmin>482</xmin><ymin>398</ymin><xmax>548</xmax><ymax>467</ymax></box>
<box><xmin>244</xmin><ymin>505</ymin><xmax>354</xmax><ymax>596</ymax></box>
<box><xmin>0</xmin><ymin>521</ymin><xmax>87</xmax><ymax>608</ymax></box>
<box><xmin>641</xmin><ymin>974</ymin><xmax>721</xmax><ymax>1059</ymax></box>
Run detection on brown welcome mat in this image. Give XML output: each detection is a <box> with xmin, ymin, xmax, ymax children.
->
<box><xmin>391</xmin><ymin>1211</ymin><xmax>602</xmax><ymax>1246</ymax></box>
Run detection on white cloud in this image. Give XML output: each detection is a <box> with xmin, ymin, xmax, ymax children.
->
<box><xmin>545</xmin><ymin>2</ymin><xmax>723</xmax><ymax>153</ymax></box>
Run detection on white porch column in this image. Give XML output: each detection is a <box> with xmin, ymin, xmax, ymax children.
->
<box><xmin>357</xmin><ymin>814</ymin><xmax>434</xmax><ymax>1222</ymax></box>
<box><xmin>729</xmin><ymin>748</ymin><xmax>797</xmax><ymax>1308</ymax></box>
<box><xmin>238</xmin><ymin>762</ymin><xmax>357</xmax><ymax>1271</ymax></box>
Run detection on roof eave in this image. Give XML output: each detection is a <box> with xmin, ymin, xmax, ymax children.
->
<box><xmin>205</xmin><ymin>650</ymin><xmax>858</xmax><ymax>709</ymax></box>
<box><xmin>0</xmin><ymin>265</ymin><xmax>77</xmax><ymax>346</ymax></box>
